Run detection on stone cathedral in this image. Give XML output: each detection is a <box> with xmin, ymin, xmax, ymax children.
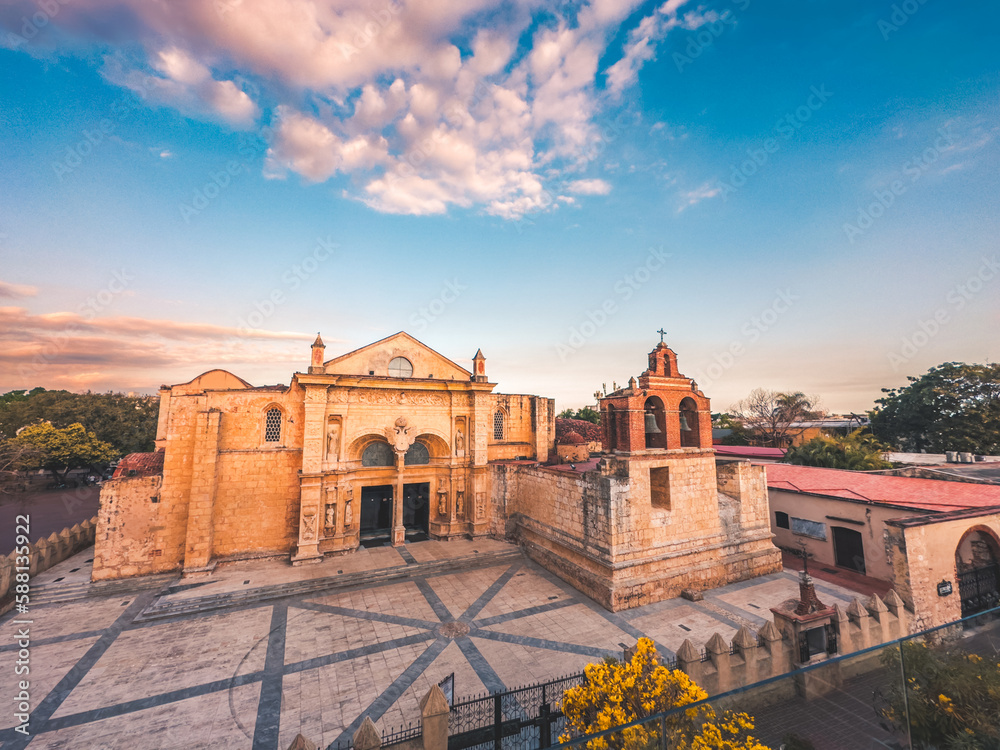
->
<box><xmin>94</xmin><ymin>332</ymin><xmax>780</xmax><ymax>611</ymax></box>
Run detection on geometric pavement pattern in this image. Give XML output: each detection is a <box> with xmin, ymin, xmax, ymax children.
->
<box><xmin>0</xmin><ymin>540</ymin><xmax>865</xmax><ymax>750</ymax></box>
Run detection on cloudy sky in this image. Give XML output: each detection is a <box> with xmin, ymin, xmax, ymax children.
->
<box><xmin>1</xmin><ymin>0</ymin><xmax>997</xmax><ymax>413</ymax></box>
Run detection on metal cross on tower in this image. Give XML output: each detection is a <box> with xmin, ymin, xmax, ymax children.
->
<box><xmin>657</xmin><ymin>328</ymin><xmax>667</xmax><ymax>343</ymax></box>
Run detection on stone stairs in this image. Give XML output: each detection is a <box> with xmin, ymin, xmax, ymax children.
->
<box><xmin>30</xmin><ymin>573</ymin><xmax>179</xmax><ymax>606</ymax></box>
<box><xmin>133</xmin><ymin>547</ymin><xmax>523</xmax><ymax>622</ymax></box>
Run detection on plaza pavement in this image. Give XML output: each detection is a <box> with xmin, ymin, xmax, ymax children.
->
<box><xmin>0</xmin><ymin>539</ymin><xmax>873</xmax><ymax>750</ymax></box>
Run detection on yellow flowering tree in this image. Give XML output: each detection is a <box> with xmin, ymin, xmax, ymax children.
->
<box><xmin>559</xmin><ymin>638</ymin><xmax>771</xmax><ymax>750</ymax></box>
<box><xmin>877</xmin><ymin>641</ymin><xmax>1000</xmax><ymax>749</ymax></box>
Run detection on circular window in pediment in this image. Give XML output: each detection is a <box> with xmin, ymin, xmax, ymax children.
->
<box><xmin>388</xmin><ymin>357</ymin><xmax>413</xmax><ymax>378</ymax></box>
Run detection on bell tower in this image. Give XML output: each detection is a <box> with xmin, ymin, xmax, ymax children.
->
<box><xmin>599</xmin><ymin>335</ymin><xmax>711</xmax><ymax>453</ymax></box>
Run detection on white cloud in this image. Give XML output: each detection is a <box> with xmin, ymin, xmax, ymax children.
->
<box><xmin>677</xmin><ymin>182</ymin><xmax>720</xmax><ymax>211</ymax></box>
<box><xmin>4</xmin><ymin>0</ymin><xmax>699</xmax><ymax>218</ymax></box>
<box><xmin>566</xmin><ymin>178</ymin><xmax>612</xmax><ymax>195</ymax></box>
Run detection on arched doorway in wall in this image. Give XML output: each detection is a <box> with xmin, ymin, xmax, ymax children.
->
<box><xmin>644</xmin><ymin>396</ymin><xmax>667</xmax><ymax>449</ymax></box>
<box><xmin>679</xmin><ymin>397</ymin><xmax>700</xmax><ymax>448</ymax></box>
<box><xmin>360</xmin><ymin>440</ymin><xmax>395</xmax><ymax>545</ymax></box>
<box><xmin>956</xmin><ymin>526</ymin><xmax>1000</xmax><ymax>618</ymax></box>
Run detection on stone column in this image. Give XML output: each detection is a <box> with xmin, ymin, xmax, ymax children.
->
<box><xmin>293</xmin><ymin>388</ymin><xmax>328</xmax><ymax>565</ymax></box>
<box><xmin>183</xmin><ymin>409</ymin><xmax>221</xmax><ymax>575</ymax></box>
<box><xmin>392</xmin><ymin>453</ymin><xmax>406</xmax><ymax>546</ymax></box>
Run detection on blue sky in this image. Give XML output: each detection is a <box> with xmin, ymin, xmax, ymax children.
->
<box><xmin>0</xmin><ymin>0</ymin><xmax>997</xmax><ymax>413</ymax></box>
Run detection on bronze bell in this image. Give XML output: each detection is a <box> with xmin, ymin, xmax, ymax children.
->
<box><xmin>644</xmin><ymin>411</ymin><xmax>661</xmax><ymax>433</ymax></box>
<box><xmin>679</xmin><ymin>414</ymin><xmax>691</xmax><ymax>431</ymax></box>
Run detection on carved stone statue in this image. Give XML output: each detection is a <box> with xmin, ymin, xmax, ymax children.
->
<box><xmin>344</xmin><ymin>498</ymin><xmax>353</xmax><ymax>528</ymax></box>
<box><xmin>326</xmin><ymin>420</ymin><xmax>340</xmax><ymax>458</ymax></box>
<box><xmin>385</xmin><ymin>416</ymin><xmax>416</xmax><ymax>453</ymax></box>
<box><xmin>455</xmin><ymin>491</ymin><xmax>464</xmax><ymax>519</ymax></box>
<box><xmin>476</xmin><ymin>493</ymin><xmax>485</xmax><ymax>521</ymax></box>
<box><xmin>325</xmin><ymin>503</ymin><xmax>336</xmax><ymax>529</ymax></box>
<box><xmin>455</xmin><ymin>427</ymin><xmax>465</xmax><ymax>452</ymax></box>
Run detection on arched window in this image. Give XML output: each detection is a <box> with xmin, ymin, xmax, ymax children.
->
<box><xmin>606</xmin><ymin>405</ymin><xmax>618</xmax><ymax>451</ymax></box>
<box><xmin>264</xmin><ymin>407</ymin><xmax>282</xmax><ymax>443</ymax></box>
<box><xmin>644</xmin><ymin>396</ymin><xmax>666</xmax><ymax>450</ymax></box>
<box><xmin>493</xmin><ymin>410</ymin><xmax>506</xmax><ymax>441</ymax></box>
<box><xmin>362</xmin><ymin>441</ymin><xmax>395</xmax><ymax>467</ymax></box>
<box><xmin>388</xmin><ymin>357</ymin><xmax>413</xmax><ymax>378</ymax></box>
<box><xmin>404</xmin><ymin>442</ymin><xmax>430</xmax><ymax>465</ymax></box>
<box><xmin>679</xmin><ymin>397</ymin><xmax>700</xmax><ymax>448</ymax></box>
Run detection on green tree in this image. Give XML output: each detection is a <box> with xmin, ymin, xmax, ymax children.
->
<box><xmin>869</xmin><ymin>363</ymin><xmax>1000</xmax><ymax>455</ymax></box>
<box><xmin>558</xmin><ymin>407</ymin><xmax>601</xmax><ymax>425</ymax></box>
<box><xmin>0</xmin><ymin>388</ymin><xmax>159</xmax><ymax>455</ymax></box>
<box><xmin>876</xmin><ymin>641</ymin><xmax>1000</xmax><ymax>749</ymax></box>
<box><xmin>784</xmin><ymin>429</ymin><xmax>893</xmax><ymax>470</ymax></box>
<box><xmin>712</xmin><ymin>414</ymin><xmax>753</xmax><ymax>446</ymax></box>
<box><xmin>7</xmin><ymin>422</ymin><xmax>118</xmax><ymax>483</ymax></box>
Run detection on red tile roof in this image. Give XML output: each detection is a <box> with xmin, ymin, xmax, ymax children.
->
<box><xmin>113</xmin><ymin>451</ymin><xmax>165</xmax><ymax>478</ymax></box>
<box><xmin>715</xmin><ymin>445</ymin><xmax>786</xmax><ymax>459</ymax></box>
<box><xmin>555</xmin><ymin>418</ymin><xmax>603</xmax><ymax>445</ymax></box>
<box><xmin>763</xmin><ymin>463</ymin><xmax>1000</xmax><ymax>512</ymax></box>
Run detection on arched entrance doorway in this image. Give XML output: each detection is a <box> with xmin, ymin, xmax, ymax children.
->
<box><xmin>956</xmin><ymin>527</ymin><xmax>1000</xmax><ymax>618</ymax></box>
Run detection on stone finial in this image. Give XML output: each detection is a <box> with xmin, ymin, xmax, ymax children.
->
<box><xmin>706</xmin><ymin>632</ymin><xmax>729</xmax><ymax>654</ymax></box>
<box><xmin>420</xmin><ymin>684</ymin><xmax>449</xmax><ymax>717</ymax></box>
<box><xmin>287</xmin><ymin>734</ymin><xmax>317</xmax><ymax>750</ymax></box>
<box><xmin>354</xmin><ymin>717</ymin><xmax>382</xmax><ymax>750</ymax></box>
<box><xmin>868</xmin><ymin>595</ymin><xmax>888</xmax><ymax>614</ymax></box>
<box><xmin>833</xmin><ymin>604</ymin><xmax>848</xmax><ymax>623</ymax></box>
<box><xmin>884</xmin><ymin>589</ymin><xmax>905</xmax><ymax>610</ymax></box>
<box><xmin>846</xmin><ymin>598</ymin><xmax>869</xmax><ymax>620</ymax></box>
<box><xmin>732</xmin><ymin>626</ymin><xmax>758</xmax><ymax>650</ymax></box>
<box><xmin>757</xmin><ymin>620</ymin><xmax>783</xmax><ymax>642</ymax></box>
<box><xmin>676</xmin><ymin>639</ymin><xmax>701</xmax><ymax>663</ymax></box>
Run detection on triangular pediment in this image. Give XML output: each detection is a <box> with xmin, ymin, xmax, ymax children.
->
<box><xmin>324</xmin><ymin>332</ymin><xmax>472</xmax><ymax>380</ymax></box>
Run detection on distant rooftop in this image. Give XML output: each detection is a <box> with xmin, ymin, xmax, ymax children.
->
<box><xmin>714</xmin><ymin>445</ymin><xmax>786</xmax><ymax>460</ymax></box>
<box><xmin>762</xmin><ymin>463</ymin><xmax>1000</xmax><ymax>513</ymax></box>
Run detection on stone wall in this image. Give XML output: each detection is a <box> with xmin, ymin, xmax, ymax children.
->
<box><xmin>492</xmin><ymin>453</ymin><xmax>781</xmax><ymax>611</ymax></box>
<box><xmin>1</xmin><ymin>517</ymin><xmax>97</xmax><ymax>614</ymax></box>
<box><xmin>886</xmin><ymin>508</ymin><xmax>1000</xmax><ymax>631</ymax></box>
<box><xmin>678</xmin><ymin>590</ymin><xmax>909</xmax><ymax>698</ymax></box>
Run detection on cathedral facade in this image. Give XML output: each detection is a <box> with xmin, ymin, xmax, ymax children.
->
<box><xmin>93</xmin><ymin>332</ymin><xmax>554</xmax><ymax>579</ymax></box>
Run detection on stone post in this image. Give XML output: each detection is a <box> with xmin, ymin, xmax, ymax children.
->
<box><xmin>392</xmin><ymin>453</ymin><xmax>406</xmax><ymax>546</ymax></box>
<box><xmin>705</xmin><ymin>632</ymin><xmax>732</xmax><ymax>693</ymax></box>
<box><xmin>732</xmin><ymin>626</ymin><xmax>759</xmax><ymax>686</ymax></box>
<box><xmin>676</xmin><ymin>639</ymin><xmax>703</xmax><ymax>687</ymax></box>
<box><xmin>846</xmin><ymin>598</ymin><xmax>871</xmax><ymax>650</ymax></box>
<box><xmin>354</xmin><ymin>716</ymin><xmax>382</xmax><ymax>750</ymax></box>
<box><xmin>833</xmin><ymin>604</ymin><xmax>853</xmax><ymax>655</ymax></box>
<box><xmin>286</xmin><ymin>734</ymin><xmax>317</xmax><ymax>750</ymax></box>
<box><xmin>884</xmin><ymin>590</ymin><xmax>908</xmax><ymax>637</ymax></box>
<box><xmin>868</xmin><ymin>594</ymin><xmax>891</xmax><ymax>639</ymax></box>
<box><xmin>34</xmin><ymin>538</ymin><xmax>52</xmax><ymax>574</ymax></box>
<box><xmin>420</xmin><ymin>684</ymin><xmax>450</xmax><ymax>750</ymax></box>
<box><xmin>757</xmin><ymin>620</ymin><xmax>787</xmax><ymax>677</ymax></box>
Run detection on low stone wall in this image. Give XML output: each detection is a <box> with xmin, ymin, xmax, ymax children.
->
<box><xmin>0</xmin><ymin>516</ymin><xmax>97</xmax><ymax>615</ymax></box>
<box><xmin>678</xmin><ymin>591</ymin><xmax>909</xmax><ymax>698</ymax></box>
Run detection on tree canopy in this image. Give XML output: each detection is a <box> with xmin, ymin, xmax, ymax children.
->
<box><xmin>869</xmin><ymin>363</ymin><xmax>1000</xmax><ymax>455</ymax></box>
<box><xmin>8</xmin><ymin>422</ymin><xmax>118</xmax><ymax>482</ymax></box>
<box><xmin>784</xmin><ymin>429</ymin><xmax>894</xmax><ymax>470</ymax></box>
<box><xmin>729</xmin><ymin>389</ymin><xmax>822</xmax><ymax>448</ymax></box>
<box><xmin>560</xmin><ymin>638</ymin><xmax>771</xmax><ymax>750</ymax></box>
<box><xmin>0</xmin><ymin>388</ymin><xmax>159</xmax><ymax>456</ymax></box>
<box><xmin>558</xmin><ymin>407</ymin><xmax>601</xmax><ymax>425</ymax></box>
